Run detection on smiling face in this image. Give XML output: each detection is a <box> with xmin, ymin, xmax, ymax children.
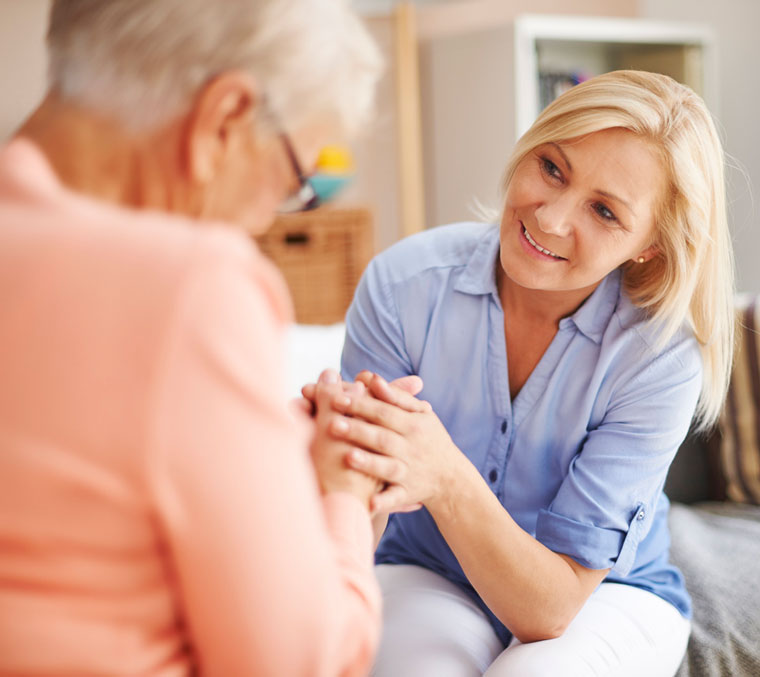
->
<box><xmin>498</xmin><ymin>127</ymin><xmax>664</xmax><ymax>306</ymax></box>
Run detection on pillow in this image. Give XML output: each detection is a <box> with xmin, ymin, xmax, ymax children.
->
<box><xmin>285</xmin><ymin>323</ymin><xmax>346</xmax><ymax>399</ymax></box>
<box><xmin>718</xmin><ymin>295</ymin><xmax>760</xmax><ymax>504</ymax></box>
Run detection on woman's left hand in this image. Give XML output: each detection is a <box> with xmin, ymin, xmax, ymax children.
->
<box><xmin>328</xmin><ymin>373</ymin><xmax>467</xmax><ymax>514</ymax></box>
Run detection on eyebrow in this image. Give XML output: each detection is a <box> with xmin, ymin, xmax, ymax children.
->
<box><xmin>594</xmin><ymin>189</ymin><xmax>636</xmax><ymax>217</ymax></box>
<box><xmin>549</xmin><ymin>143</ymin><xmax>572</xmax><ymax>171</ymax></box>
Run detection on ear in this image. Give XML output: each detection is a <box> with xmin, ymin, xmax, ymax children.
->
<box><xmin>183</xmin><ymin>71</ymin><xmax>261</xmax><ymax>184</ymax></box>
<box><xmin>632</xmin><ymin>243</ymin><xmax>660</xmax><ymax>264</ymax></box>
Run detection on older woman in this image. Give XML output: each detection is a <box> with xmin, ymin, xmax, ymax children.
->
<box><xmin>319</xmin><ymin>71</ymin><xmax>734</xmax><ymax>676</ymax></box>
<box><xmin>0</xmin><ymin>1</ymin><xmax>385</xmax><ymax>676</ymax></box>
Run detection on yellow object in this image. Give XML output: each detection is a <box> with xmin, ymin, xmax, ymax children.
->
<box><xmin>315</xmin><ymin>145</ymin><xmax>354</xmax><ymax>174</ymax></box>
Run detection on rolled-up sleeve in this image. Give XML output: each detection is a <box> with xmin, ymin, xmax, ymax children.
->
<box><xmin>535</xmin><ymin>337</ymin><xmax>702</xmax><ymax>576</ymax></box>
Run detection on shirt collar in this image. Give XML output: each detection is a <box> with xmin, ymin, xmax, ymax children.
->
<box><xmin>454</xmin><ymin>224</ymin><xmax>622</xmax><ymax>344</ymax></box>
<box><xmin>453</xmin><ymin>225</ymin><xmax>502</xmax><ymax>297</ymax></box>
<box><xmin>563</xmin><ymin>268</ymin><xmax>622</xmax><ymax>344</ymax></box>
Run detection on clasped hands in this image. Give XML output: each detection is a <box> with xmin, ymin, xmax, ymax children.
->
<box><xmin>299</xmin><ymin>369</ymin><xmax>462</xmax><ymax>516</ymax></box>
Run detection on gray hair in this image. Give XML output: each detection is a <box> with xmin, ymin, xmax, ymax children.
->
<box><xmin>47</xmin><ymin>0</ymin><xmax>382</xmax><ymax>135</ymax></box>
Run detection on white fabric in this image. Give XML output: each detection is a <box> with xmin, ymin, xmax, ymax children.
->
<box><xmin>372</xmin><ymin>564</ymin><xmax>690</xmax><ymax>677</ymax></box>
<box><xmin>285</xmin><ymin>322</ymin><xmax>345</xmax><ymax>397</ymax></box>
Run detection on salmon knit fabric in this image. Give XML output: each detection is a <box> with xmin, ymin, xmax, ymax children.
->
<box><xmin>0</xmin><ymin>139</ymin><xmax>380</xmax><ymax>677</ymax></box>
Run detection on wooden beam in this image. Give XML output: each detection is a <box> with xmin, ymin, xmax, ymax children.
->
<box><xmin>394</xmin><ymin>1</ymin><xmax>426</xmax><ymax>237</ymax></box>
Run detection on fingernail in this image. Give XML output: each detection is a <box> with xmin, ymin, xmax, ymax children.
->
<box><xmin>332</xmin><ymin>418</ymin><xmax>349</xmax><ymax>433</ymax></box>
<box><xmin>335</xmin><ymin>395</ymin><xmax>351</xmax><ymax>409</ymax></box>
<box><xmin>350</xmin><ymin>449</ymin><xmax>363</xmax><ymax>464</ymax></box>
<box><xmin>320</xmin><ymin>369</ymin><xmax>339</xmax><ymax>384</ymax></box>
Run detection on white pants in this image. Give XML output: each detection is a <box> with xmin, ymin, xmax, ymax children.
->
<box><xmin>372</xmin><ymin>564</ymin><xmax>690</xmax><ymax>677</ymax></box>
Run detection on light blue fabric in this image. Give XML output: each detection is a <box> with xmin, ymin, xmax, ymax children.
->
<box><xmin>341</xmin><ymin>222</ymin><xmax>701</xmax><ymax>646</ymax></box>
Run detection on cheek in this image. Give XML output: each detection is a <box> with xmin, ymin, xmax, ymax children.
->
<box><xmin>505</xmin><ymin>171</ymin><xmax>535</xmax><ymax>208</ymax></box>
<box><xmin>506</xmin><ymin>172</ymin><xmax>560</xmax><ymax>223</ymax></box>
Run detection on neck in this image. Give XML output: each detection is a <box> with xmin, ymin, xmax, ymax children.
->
<box><xmin>16</xmin><ymin>93</ymin><xmax>188</xmax><ymax>213</ymax></box>
<box><xmin>497</xmin><ymin>268</ymin><xmax>600</xmax><ymax>328</ymax></box>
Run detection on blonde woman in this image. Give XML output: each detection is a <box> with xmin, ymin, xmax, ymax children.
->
<box><xmin>318</xmin><ymin>71</ymin><xmax>733</xmax><ymax>675</ymax></box>
<box><xmin>0</xmin><ymin>1</ymin><xmax>388</xmax><ymax>675</ymax></box>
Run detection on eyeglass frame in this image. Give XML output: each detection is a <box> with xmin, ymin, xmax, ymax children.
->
<box><xmin>278</xmin><ymin>131</ymin><xmax>321</xmax><ymax>213</ymax></box>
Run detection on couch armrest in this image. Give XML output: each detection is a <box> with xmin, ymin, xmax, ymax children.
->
<box><xmin>666</xmin><ymin>428</ymin><xmax>725</xmax><ymax>504</ymax></box>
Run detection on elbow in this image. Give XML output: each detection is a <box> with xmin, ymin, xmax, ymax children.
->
<box><xmin>510</xmin><ymin>616</ymin><xmax>572</xmax><ymax>644</ymax></box>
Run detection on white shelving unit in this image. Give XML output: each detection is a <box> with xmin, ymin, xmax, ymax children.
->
<box><xmin>514</xmin><ymin>15</ymin><xmax>717</xmax><ymax>138</ymax></box>
<box><xmin>418</xmin><ymin>13</ymin><xmax>717</xmax><ymax>230</ymax></box>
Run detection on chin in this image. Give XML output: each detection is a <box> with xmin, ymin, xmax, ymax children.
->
<box><xmin>499</xmin><ymin>251</ymin><xmax>557</xmax><ymax>292</ymax></box>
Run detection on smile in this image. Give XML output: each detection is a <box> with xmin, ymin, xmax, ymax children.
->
<box><xmin>522</xmin><ymin>225</ymin><xmax>566</xmax><ymax>260</ymax></box>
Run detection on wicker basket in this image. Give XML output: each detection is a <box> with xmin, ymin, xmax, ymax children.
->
<box><xmin>255</xmin><ymin>207</ymin><xmax>374</xmax><ymax>325</ymax></box>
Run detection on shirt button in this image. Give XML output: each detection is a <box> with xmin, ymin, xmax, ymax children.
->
<box><xmin>637</xmin><ymin>510</ymin><xmax>646</xmax><ymax>520</ymax></box>
<box><xmin>501</xmin><ymin>420</ymin><xmax>507</xmax><ymax>434</ymax></box>
<box><xmin>488</xmin><ymin>469</ymin><xmax>498</xmax><ymax>483</ymax></box>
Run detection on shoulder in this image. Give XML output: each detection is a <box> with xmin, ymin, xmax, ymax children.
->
<box><xmin>368</xmin><ymin>221</ymin><xmax>495</xmax><ymax>287</ymax></box>
<box><xmin>121</xmin><ymin>212</ymin><xmax>294</xmax><ymax>328</ymax></box>
<box><xmin>7</xmin><ymin>168</ymin><xmax>293</xmax><ymax>330</ymax></box>
<box><xmin>606</xmin><ymin>287</ymin><xmax>702</xmax><ymax>387</ymax></box>
<box><xmin>79</xmin><ymin>193</ymin><xmax>290</xmax><ymax>320</ymax></box>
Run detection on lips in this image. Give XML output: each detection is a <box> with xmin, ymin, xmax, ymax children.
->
<box><xmin>521</xmin><ymin>224</ymin><xmax>566</xmax><ymax>260</ymax></box>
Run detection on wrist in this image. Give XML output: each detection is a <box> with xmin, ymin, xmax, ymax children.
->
<box><xmin>425</xmin><ymin>447</ymin><xmax>476</xmax><ymax>520</ymax></box>
<box><xmin>321</xmin><ymin>473</ymin><xmax>377</xmax><ymax>512</ymax></box>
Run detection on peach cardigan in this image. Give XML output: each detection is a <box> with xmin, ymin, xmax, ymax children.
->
<box><xmin>0</xmin><ymin>139</ymin><xmax>380</xmax><ymax>676</ymax></box>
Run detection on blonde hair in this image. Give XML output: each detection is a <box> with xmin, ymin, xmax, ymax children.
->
<box><xmin>502</xmin><ymin>70</ymin><xmax>733</xmax><ymax>431</ymax></box>
<box><xmin>46</xmin><ymin>0</ymin><xmax>382</xmax><ymax>136</ymax></box>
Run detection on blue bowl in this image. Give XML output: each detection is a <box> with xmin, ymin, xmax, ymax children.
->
<box><xmin>310</xmin><ymin>173</ymin><xmax>353</xmax><ymax>203</ymax></box>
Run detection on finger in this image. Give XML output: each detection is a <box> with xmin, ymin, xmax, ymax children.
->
<box><xmin>394</xmin><ymin>502</ymin><xmax>423</xmax><ymax>513</ymax></box>
<box><xmin>369</xmin><ymin>373</ymin><xmax>432</xmax><ymax>413</ymax></box>
<box><xmin>344</xmin><ymin>380</ymin><xmax>367</xmax><ymax>397</ymax></box>
<box><xmin>290</xmin><ymin>396</ymin><xmax>315</xmax><ymax>417</ymax></box>
<box><xmin>390</xmin><ymin>375</ymin><xmax>424</xmax><ymax>396</ymax></box>
<box><xmin>330</xmin><ymin>415</ymin><xmax>402</xmax><ymax>458</ymax></box>
<box><xmin>346</xmin><ymin>448</ymin><xmax>406</xmax><ymax>484</ymax></box>
<box><xmin>313</xmin><ymin>380</ymin><xmax>347</xmax><ymax>421</ymax></box>
<box><xmin>371</xmin><ymin>485</ymin><xmax>416</xmax><ymax>514</ymax></box>
<box><xmin>358</xmin><ymin>371</ymin><xmax>424</xmax><ymax>399</ymax></box>
<box><xmin>301</xmin><ymin>382</ymin><xmax>316</xmax><ymax>402</ymax></box>
<box><xmin>318</xmin><ymin>368</ymin><xmax>341</xmax><ymax>385</ymax></box>
<box><xmin>332</xmin><ymin>392</ymin><xmax>408</xmax><ymax>435</ymax></box>
<box><xmin>355</xmin><ymin>371</ymin><xmax>374</xmax><ymax>389</ymax></box>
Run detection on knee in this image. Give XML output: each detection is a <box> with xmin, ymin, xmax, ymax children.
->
<box><xmin>484</xmin><ymin>639</ymin><xmax>572</xmax><ymax>677</ymax></box>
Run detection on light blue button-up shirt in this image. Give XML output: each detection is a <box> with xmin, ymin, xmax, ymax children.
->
<box><xmin>342</xmin><ymin>223</ymin><xmax>700</xmax><ymax>644</ymax></box>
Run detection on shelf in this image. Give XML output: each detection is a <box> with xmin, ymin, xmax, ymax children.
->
<box><xmin>515</xmin><ymin>15</ymin><xmax>716</xmax><ymax>136</ymax></box>
<box><xmin>418</xmin><ymin>13</ymin><xmax>717</xmax><ymax>231</ymax></box>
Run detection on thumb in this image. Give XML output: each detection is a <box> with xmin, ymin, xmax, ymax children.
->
<box><xmin>389</xmin><ymin>374</ymin><xmax>424</xmax><ymax>396</ymax></box>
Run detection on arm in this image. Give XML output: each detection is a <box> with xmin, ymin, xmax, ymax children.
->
<box><xmin>331</xmin><ymin>346</ymin><xmax>701</xmax><ymax>642</ymax></box>
<box><xmin>328</xmin><ymin>378</ymin><xmax>604</xmax><ymax>642</ymax></box>
<box><xmin>146</xmin><ymin>249</ymin><xmax>380</xmax><ymax>677</ymax></box>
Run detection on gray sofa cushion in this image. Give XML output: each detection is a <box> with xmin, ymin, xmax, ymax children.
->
<box><xmin>670</xmin><ymin>502</ymin><xmax>760</xmax><ymax>677</ymax></box>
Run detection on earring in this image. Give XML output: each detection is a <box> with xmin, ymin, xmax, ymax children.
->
<box><xmin>637</xmin><ymin>256</ymin><xmax>645</xmax><ymax>264</ymax></box>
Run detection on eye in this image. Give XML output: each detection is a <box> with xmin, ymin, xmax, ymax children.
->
<box><xmin>593</xmin><ymin>202</ymin><xmax>618</xmax><ymax>223</ymax></box>
<box><xmin>538</xmin><ymin>156</ymin><xmax>562</xmax><ymax>182</ymax></box>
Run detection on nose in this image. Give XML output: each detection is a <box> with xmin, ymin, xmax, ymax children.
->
<box><xmin>534</xmin><ymin>192</ymin><xmax>575</xmax><ymax>239</ymax></box>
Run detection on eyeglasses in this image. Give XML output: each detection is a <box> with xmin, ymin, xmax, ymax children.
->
<box><xmin>278</xmin><ymin>131</ymin><xmax>321</xmax><ymax>213</ymax></box>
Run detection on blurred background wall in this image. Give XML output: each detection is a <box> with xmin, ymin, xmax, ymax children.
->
<box><xmin>638</xmin><ymin>0</ymin><xmax>760</xmax><ymax>295</ymax></box>
<box><xmin>1</xmin><ymin>0</ymin><xmax>757</xmax><ymax>292</ymax></box>
<box><xmin>0</xmin><ymin>0</ymin><xmax>48</xmax><ymax>143</ymax></box>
